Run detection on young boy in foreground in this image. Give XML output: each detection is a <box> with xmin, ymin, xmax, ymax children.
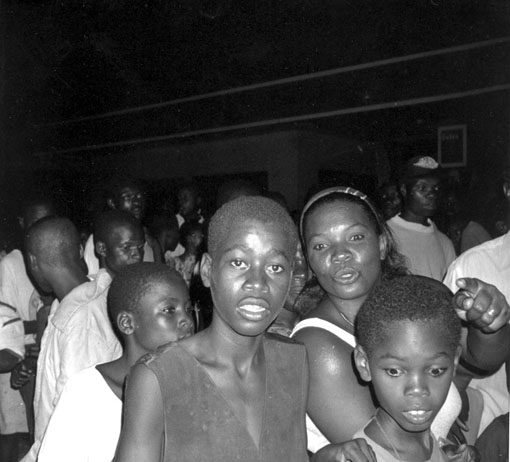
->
<box><xmin>38</xmin><ymin>263</ymin><xmax>194</xmax><ymax>462</ymax></box>
<box><xmin>114</xmin><ymin>196</ymin><xmax>376</xmax><ymax>462</ymax></box>
<box><xmin>354</xmin><ymin>275</ymin><xmax>478</xmax><ymax>462</ymax></box>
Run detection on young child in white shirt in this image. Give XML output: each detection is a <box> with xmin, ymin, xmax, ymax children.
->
<box><xmin>38</xmin><ymin>263</ymin><xmax>194</xmax><ymax>462</ymax></box>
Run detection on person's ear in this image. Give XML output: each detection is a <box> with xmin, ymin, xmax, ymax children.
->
<box><xmin>79</xmin><ymin>243</ymin><xmax>84</xmax><ymax>260</ymax></box>
<box><xmin>200</xmin><ymin>253</ymin><xmax>212</xmax><ymax>288</ymax></box>
<box><xmin>117</xmin><ymin>311</ymin><xmax>135</xmax><ymax>335</ymax></box>
<box><xmin>17</xmin><ymin>216</ymin><xmax>24</xmax><ymax>230</ymax></box>
<box><xmin>453</xmin><ymin>345</ymin><xmax>462</xmax><ymax>374</ymax></box>
<box><xmin>399</xmin><ymin>183</ymin><xmax>407</xmax><ymax>199</ymax></box>
<box><xmin>106</xmin><ymin>198</ymin><xmax>116</xmax><ymax>210</ymax></box>
<box><xmin>354</xmin><ymin>345</ymin><xmax>372</xmax><ymax>383</ymax></box>
<box><xmin>95</xmin><ymin>240</ymin><xmax>107</xmax><ymax>258</ymax></box>
<box><xmin>378</xmin><ymin>234</ymin><xmax>388</xmax><ymax>261</ymax></box>
<box><xmin>503</xmin><ymin>182</ymin><xmax>510</xmax><ymax>201</ymax></box>
<box><xmin>27</xmin><ymin>252</ymin><xmax>38</xmax><ymax>272</ymax></box>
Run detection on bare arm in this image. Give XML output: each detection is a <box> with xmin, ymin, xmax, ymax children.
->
<box><xmin>295</xmin><ymin>328</ymin><xmax>375</xmax><ymax>444</ymax></box>
<box><xmin>113</xmin><ymin>363</ymin><xmax>164</xmax><ymax>462</ymax></box>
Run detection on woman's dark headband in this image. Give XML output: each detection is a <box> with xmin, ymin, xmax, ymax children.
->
<box><xmin>299</xmin><ymin>186</ymin><xmax>382</xmax><ymax>238</ymax></box>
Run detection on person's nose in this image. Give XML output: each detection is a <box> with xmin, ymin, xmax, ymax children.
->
<box><xmin>405</xmin><ymin>373</ymin><xmax>430</xmax><ymax>398</ymax></box>
<box><xmin>178</xmin><ymin>310</ymin><xmax>194</xmax><ymax>332</ymax></box>
<box><xmin>243</xmin><ymin>265</ymin><xmax>269</xmax><ymax>293</ymax></box>
<box><xmin>131</xmin><ymin>245</ymin><xmax>143</xmax><ymax>261</ymax></box>
<box><xmin>426</xmin><ymin>187</ymin><xmax>438</xmax><ymax>199</ymax></box>
<box><xmin>331</xmin><ymin>243</ymin><xmax>352</xmax><ymax>264</ymax></box>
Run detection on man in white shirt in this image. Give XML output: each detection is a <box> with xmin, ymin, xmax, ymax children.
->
<box><xmin>387</xmin><ymin>155</ymin><xmax>456</xmax><ymax>281</ymax></box>
<box><xmin>22</xmin><ymin>211</ymin><xmax>145</xmax><ymax>462</ymax></box>
<box><xmin>0</xmin><ymin>198</ymin><xmax>55</xmax><ymax>460</ymax></box>
<box><xmin>444</xmin><ymin>168</ymin><xmax>510</xmax><ymax>436</ymax></box>
<box><xmin>20</xmin><ymin>217</ymin><xmax>89</xmax><ymax>462</ymax></box>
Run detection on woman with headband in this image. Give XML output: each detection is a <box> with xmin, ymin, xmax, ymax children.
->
<box><xmin>292</xmin><ymin>186</ymin><xmax>510</xmax><ymax>454</ymax></box>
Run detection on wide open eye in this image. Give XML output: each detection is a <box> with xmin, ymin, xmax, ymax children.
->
<box><xmin>312</xmin><ymin>243</ymin><xmax>327</xmax><ymax>251</ymax></box>
<box><xmin>267</xmin><ymin>264</ymin><xmax>284</xmax><ymax>274</ymax></box>
<box><xmin>385</xmin><ymin>368</ymin><xmax>403</xmax><ymax>377</ymax></box>
<box><xmin>231</xmin><ymin>259</ymin><xmax>248</xmax><ymax>269</ymax></box>
<box><xmin>429</xmin><ymin>367</ymin><xmax>447</xmax><ymax>378</ymax></box>
<box><xmin>349</xmin><ymin>233</ymin><xmax>365</xmax><ymax>241</ymax></box>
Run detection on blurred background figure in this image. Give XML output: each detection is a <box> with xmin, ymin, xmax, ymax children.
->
<box><xmin>376</xmin><ymin>181</ymin><xmax>402</xmax><ymax>220</ymax></box>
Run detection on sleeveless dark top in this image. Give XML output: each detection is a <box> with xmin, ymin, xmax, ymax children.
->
<box><xmin>140</xmin><ymin>334</ymin><xmax>308</xmax><ymax>462</ymax></box>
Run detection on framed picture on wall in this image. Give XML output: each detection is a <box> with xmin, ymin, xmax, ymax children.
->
<box><xmin>437</xmin><ymin>125</ymin><xmax>467</xmax><ymax>167</ymax></box>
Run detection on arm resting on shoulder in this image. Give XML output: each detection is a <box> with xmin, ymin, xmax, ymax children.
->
<box><xmin>113</xmin><ymin>363</ymin><xmax>164</xmax><ymax>462</ymax></box>
<box><xmin>295</xmin><ymin>328</ymin><xmax>375</xmax><ymax>444</ymax></box>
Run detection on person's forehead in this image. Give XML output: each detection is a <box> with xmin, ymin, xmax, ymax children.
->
<box><xmin>217</xmin><ymin>219</ymin><xmax>289</xmax><ymax>254</ymax></box>
<box><xmin>109</xmin><ymin>223</ymin><xmax>143</xmax><ymax>242</ymax></box>
<box><xmin>118</xmin><ymin>185</ymin><xmax>141</xmax><ymax>197</ymax></box>
<box><xmin>376</xmin><ymin>319</ymin><xmax>451</xmax><ymax>350</ymax></box>
<box><xmin>412</xmin><ymin>176</ymin><xmax>440</xmax><ymax>186</ymax></box>
<box><xmin>144</xmin><ymin>277</ymin><xmax>187</xmax><ymax>300</ymax></box>
<box><xmin>309</xmin><ymin>199</ymin><xmax>372</xmax><ymax>226</ymax></box>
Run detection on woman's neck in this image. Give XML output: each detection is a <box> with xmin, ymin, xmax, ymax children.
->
<box><xmin>324</xmin><ymin>294</ymin><xmax>367</xmax><ymax>328</ymax></box>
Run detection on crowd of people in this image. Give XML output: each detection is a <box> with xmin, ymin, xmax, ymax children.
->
<box><xmin>0</xmin><ymin>154</ymin><xmax>508</xmax><ymax>462</ymax></box>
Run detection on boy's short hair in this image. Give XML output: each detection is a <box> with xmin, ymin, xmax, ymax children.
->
<box><xmin>207</xmin><ymin>196</ymin><xmax>298</xmax><ymax>259</ymax></box>
<box><xmin>356</xmin><ymin>275</ymin><xmax>461</xmax><ymax>356</ymax></box>
<box><xmin>93</xmin><ymin>210</ymin><xmax>143</xmax><ymax>245</ymax></box>
<box><xmin>25</xmin><ymin>216</ymin><xmax>81</xmax><ymax>266</ymax></box>
<box><xmin>107</xmin><ymin>262</ymin><xmax>185</xmax><ymax>327</ymax></box>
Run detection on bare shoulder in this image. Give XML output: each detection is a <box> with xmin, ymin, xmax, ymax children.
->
<box><xmin>128</xmin><ymin>362</ymin><xmax>160</xmax><ymax>389</ymax></box>
<box><xmin>293</xmin><ymin>323</ymin><xmax>354</xmax><ymax>373</ymax></box>
<box><xmin>294</xmin><ymin>322</ymin><xmax>353</xmax><ymax>354</ymax></box>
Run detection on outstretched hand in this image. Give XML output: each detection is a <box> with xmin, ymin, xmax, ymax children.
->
<box><xmin>312</xmin><ymin>439</ymin><xmax>377</xmax><ymax>462</ymax></box>
<box><xmin>453</xmin><ymin>278</ymin><xmax>510</xmax><ymax>333</ymax></box>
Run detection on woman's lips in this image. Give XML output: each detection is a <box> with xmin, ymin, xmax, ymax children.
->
<box><xmin>332</xmin><ymin>269</ymin><xmax>360</xmax><ymax>284</ymax></box>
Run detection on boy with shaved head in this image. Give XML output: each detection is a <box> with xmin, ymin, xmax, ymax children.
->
<box><xmin>22</xmin><ymin>211</ymin><xmax>144</xmax><ymax>462</ymax></box>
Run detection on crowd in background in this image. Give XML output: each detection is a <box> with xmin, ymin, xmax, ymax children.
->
<box><xmin>0</xmin><ymin>154</ymin><xmax>508</xmax><ymax>462</ymax></box>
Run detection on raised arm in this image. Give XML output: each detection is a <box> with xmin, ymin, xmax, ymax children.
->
<box><xmin>113</xmin><ymin>363</ymin><xmax>164</xmax><ymax>462</ymax></box>
<box><xmin>294</xmin><ymin>328</ymin><xmax>374</xmax><ymax>444</ymax></box>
